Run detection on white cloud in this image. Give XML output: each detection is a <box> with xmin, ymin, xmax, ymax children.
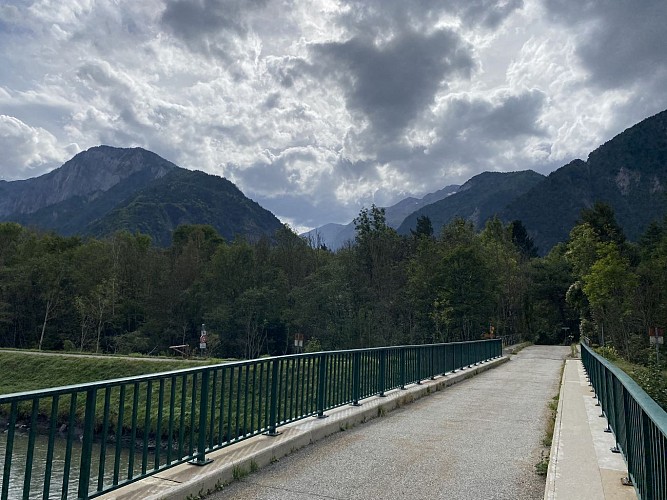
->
<box><xmin>0</xmin><ymin>115</ymin><xmax>67</xmax><ymax>180</ymax></box>
<box><xmin>0</xmin><ymin>0</ymin><xmax>665</xmax><ymax>229</ymax></box>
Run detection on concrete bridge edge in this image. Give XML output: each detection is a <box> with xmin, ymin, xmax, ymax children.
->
<box><xmin>102</xmin><ymin>355</ymin><xmax>511</xmax><ymax>500</ymax></box>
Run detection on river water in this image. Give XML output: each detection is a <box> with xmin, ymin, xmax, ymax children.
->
<box><xmin>0</xmin><ymin>429</ymin><xmax>133</xmax><ymax>499</ymax></box>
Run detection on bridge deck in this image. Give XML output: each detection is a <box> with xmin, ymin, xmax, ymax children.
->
<box><xmin>204</xmin><ymin>345</ymin><xmax>568</xmax><ymax>500</ymax></box>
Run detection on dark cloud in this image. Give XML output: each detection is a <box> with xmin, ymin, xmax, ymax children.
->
<box><xmin>445</xmin><ymin>89</ymin><xmax>546</xmax><ymax>141</ymax></box>
<box><xmin>312</xmin><ymin>29</ymin><xmax>475</xmax><ymax>140</ymax></box>
<box><xmin>161</xmin><ymin>0</ymin><xmax>268</xmax><ymax>57</ymax></box>
<box><xmin>544</xmin><ymin>0</ymin><xmax>667</xmax><ymax>88</ymax></box>
<box><xmin>336</xmin><ymin>0</ymin><xmax>524</xmax><ymax>36</ymax></box>
<box><xmin>424</xmin><ymin>90</ymin><xmax>547</xmax><ymax>170</ymax></box>
<box><xmin>457</xmin><ymin>0</ymin><xmax>525</xmax><ymax>29</ymax></box>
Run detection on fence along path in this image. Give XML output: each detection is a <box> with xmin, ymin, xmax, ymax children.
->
<box><xmin>0</xmin><ymin>340</ymin><xmax>500</xmax><ymax>499</ymax></box>
<box><xmin>209</xmin><ymin>345</ymin><xmax>570</xmax><ymax>500</ymax></box>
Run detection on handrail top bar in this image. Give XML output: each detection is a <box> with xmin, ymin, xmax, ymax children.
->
<box><xmin>582</xmin><ymin>342</ymin><xmax>667</xmax><ymax>434</ymax></box>
<box><xmin>0</xmin><ymin>339</ymin><xmax>500</xmax><ymax>402</ymax></box>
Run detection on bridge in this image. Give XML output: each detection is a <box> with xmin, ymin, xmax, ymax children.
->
<box><xmin>0</xmin><ymin>340</ymin><xmax>664</xmax><ymax>499</ymax></box>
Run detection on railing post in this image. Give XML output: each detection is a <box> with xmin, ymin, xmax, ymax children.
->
<box><xmin>416</xmin><ymin>347</ymin><xmax>422</xmax><ymax>384</ymax></box>
<box><xmin>317</xmin><ymin>353</ymin><xmax>328</xmax><ymax>418</ymax></box>
<box><xmin>2</xmin><ymin>402</ymin><xmax>17</xmax><ymax>500</ymax></box>
<box><xmin>641</xmin><ymin>410</ymin><xmax>654</xmax><ymax>498</ymax></box>
<box><xmin>378</xmin><ymin>349</ymin><xmax>387</xmax><ymax>397</ymax></box>
<box><xmin>266</xmin><ymin>359</ymin><xmax>281</xmax><ymax>435</ymax></box>
<box><xmin>351</xmin><ymin>351</ymin><xmax>362</xmax><ymax>405</ymax></box>
<box><xmin>430</xmin><ymin>346</ymin><xmax>436</xmax><ymax>380</ymax></box>
<box><xmin>190</xmin><ymin>369</ymin><xmax>212</xmax><ymax>465</ymax></box>
<box><xmin>400</xmin><ymin>348</ymin><xmax>406</xmax><ymax>389</ymax></box>
<box><xmin>78</xmin><ymin>388</ymin><xmax>97</xmax><ymax>498</ymax></box>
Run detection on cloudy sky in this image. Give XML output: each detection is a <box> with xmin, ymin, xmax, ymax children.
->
<box><xmin>1</xmin><ymin>0</ymin><xmax>666</xmax><ymax>232</ymax></box>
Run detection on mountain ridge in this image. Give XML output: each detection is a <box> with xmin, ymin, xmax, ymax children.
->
<box><xmin>0</xmin><ymin>146</ymin><xmax>283</xmax><ymax>245</ymax></box>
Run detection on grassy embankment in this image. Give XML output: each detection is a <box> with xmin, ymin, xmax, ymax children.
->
<box><xmin>0</xmin><ymin>350</ymin><xmax>223</xmax><ymax>395</ymax></box>
<box><xmin>0</xmin><ymin>351</ymin><xmax>243</xmax><ymax>439</ymax></box>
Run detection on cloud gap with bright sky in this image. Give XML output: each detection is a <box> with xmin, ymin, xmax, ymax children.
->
<box><xmin>1</xmin><ymin>0</ymin><xmax>666</xmax><ymax>232</ymax></box>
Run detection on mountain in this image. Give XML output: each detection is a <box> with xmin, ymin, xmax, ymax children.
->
<box><xmin>88</xmin><ymin>168</ymin><xmax>283</xmax><ymax>245</ymax></box>
<box><xmin>398</xmin><ymin>171</ymin><xmax>545</xmax><ymax>235</ymax></box>
<box><xmin>0</xmin><ymin>146</ymin><xmax>176</xmax><ymax>222</ymax></box>
<box><xmin>503</xmin><ymin>109</ymin><xmax>667</xmax><ymax>252</ymax></box>
<box><xmin>302</xmin><ymin>185</ymin><xmax>459</xmax><ymax>250</ymax></box>
<box><xmin>0</xmin><ymin>146</ymin><xmax>283</xmax><ymax>245</ymax></box>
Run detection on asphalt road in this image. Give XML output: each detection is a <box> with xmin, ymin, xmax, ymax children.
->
<box><xmin>207</xmin><ymin>345</ymin><xmax>570</xmax><ymax>500</ymax></box>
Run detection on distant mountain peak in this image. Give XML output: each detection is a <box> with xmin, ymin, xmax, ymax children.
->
<box><xmin>302</xmin><ymin>185</ymin><xmax>459</xmax><ymax>250</ymax></box>
<box><xmin>0</xmin><ymin>145</ymin><xmax>177</xmax><ymax>217</ymax></box>
<box><xmin>0</xmin><ymin>145</ymin><xmax>283</xmax><ymax>245</ymax></box>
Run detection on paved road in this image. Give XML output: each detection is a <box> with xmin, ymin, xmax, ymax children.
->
<box><xmin>207</xmin><ymin>346</ymin><xmax>570</xmax><ymax>500</ymax></box>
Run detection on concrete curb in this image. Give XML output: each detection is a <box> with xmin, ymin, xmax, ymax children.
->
<box><xmin>544</xmin><ymin>359</ymin><xmax>636</xmax><ymax>500</ymax></box>
<box><xmin>544</xmin><ymin>359</ymin><xmax>566</xmax><ymax>500</ymax></box>
<box><xmin>102</xmin><ymin>355</ymin><xmax>509</xmax><ymax>500</ymax></box>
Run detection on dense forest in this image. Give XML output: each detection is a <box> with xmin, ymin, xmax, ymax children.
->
<box><xmin>0</xmin><ymin>203</ymin><xmax>665</xmax><ymax>372</ymax></box>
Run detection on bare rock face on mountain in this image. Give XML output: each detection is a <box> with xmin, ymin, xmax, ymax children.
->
<box><xmin>0</xmin><ymin>145</ymin><xmax>283</xmax><ymax>245</ymax></box>
<box><xmin>0</xmin><ymin>146</ymin><xmax>175</xmax><ymax>217</ymax></box>
<box><xmin>503</xmin><ymin>109</ymin><xmax>667</xmax><ymax>252</ymax></box>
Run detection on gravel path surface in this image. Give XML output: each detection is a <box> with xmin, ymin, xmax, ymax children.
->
<box><xmin>207</xmin><ymin>345</ymin><xmax>570</xmax><ymax>500</ymax></box>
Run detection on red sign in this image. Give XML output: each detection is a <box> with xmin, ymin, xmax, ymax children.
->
<box><xmin>649</xmin><ymin>327</ymin><xmax>664</xmax><ymax>345</ymax></box>
<box><xmin>649</xmin><ymin>327</ymin><xmax>664</xmax><ymax>337</ymax></box>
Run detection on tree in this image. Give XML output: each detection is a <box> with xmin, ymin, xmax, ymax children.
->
<box><xmin>583</xmin><ymin>243</ymin><xmax>639</xmax><ymax>357</ymax></box>
<box><xmin>509</xmin><ymin>220</ymin><xmax>538</xmax><ymax>259</ymax></box>
<box><xmin>579</xmin><ymin>202</ymin><xmax>626</xmax><ymax>245</ymax></box>
<box><xmin>411</xmin><ymin>216</ymin><xmax>434</xmax><ymax>240</ymax></box>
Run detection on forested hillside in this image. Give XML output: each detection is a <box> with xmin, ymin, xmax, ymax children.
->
<box><xmin>504</xmin><ymin>109</ymin><xmax>667</xmax><ymax>251</ymax></box>
<box><xmin>1</xmin><ymin>204</ymin><xmax>665</xmax><ymax>402</ymax></box>
<box><xmin>398</xmin><ymin>171</ymin><xmax>544</xmax><ymax>235</ymax></box>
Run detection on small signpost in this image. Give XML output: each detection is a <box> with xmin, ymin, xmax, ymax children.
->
<box><xmin>199</xmin><ymin>323</ymin><xmax>207</xmax><ymax>357</ymax></box>
<box><xmin>294</xmin><ymin>333</ymin><xmax>304</xmax><ymax>353</ymax></box>
<box><xmin>649</xmin><ymin>326</ymin><xmax>664</xmax><ymax>364</ymax></box>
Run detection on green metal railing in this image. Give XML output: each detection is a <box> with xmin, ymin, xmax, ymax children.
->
<box><xmin>0</xmin><ymin>339</ymin><xmax>501</xmax><ymax>499</ymax></box>
<box><xmin>581</xmin><ymin>342</ymin><xmax>667</xmax><ymax>500</ymax></box>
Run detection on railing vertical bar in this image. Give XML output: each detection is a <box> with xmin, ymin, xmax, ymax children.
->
<box><xmin>267</xmin><ymin>359</ymin><xmax>279</xmax><ymax>435</ymax></box>
<box><xmin>22</xmin><ymin>398</ymin><xmax>39</xmax><ymax>499</ymax></box>
<box><xmin>289</xmin><ymin>358</ymin><xmax>296</xmax><ymax>420</ymax></box>
<box><xmin>113</xmin><ymin>385</ymin><xmax>126</xmax><ymax>486</ymax></box>
<box><xmin>317</xmin><ymin>354</ymin><xmax>327</xmax><ymax>417</ymax></box>
<box><xmin>2</xmin><ymin>402</ymin><xmax>17</xmax><ymax>500</ymax></box>
<box><xmin>296</xmin><ymin>357</ymin><xmax>304</xmax><ymax>417</ymax></box>
<box><xmin>256</xmin><ymin>363</ymin><xmax>263</xmax><ymax>433</ymax></box>
<box><xmin>243</xmin><ymin>364</ymin><xmax>250</xmax><ymax>435</ymax></box>
<box><xmin>189</xmin><ymin>373</ymin><xmax>198</xmax><ymax>456</ymax></box>
<box><xmin>209</xmin><ymin>369</ymin><xmax>217</xmax><ymax>449</ymax></box>
<box><xmin>378</xmin><ymin>349</ymin><xmax>387</xmax><ymax>396</ymax></box>
<box><xmin>235</xmin><ymin>366</ymin><xmax>242</xmax><ymax>440</ymax></box>
<box><xmin>61</xmin><ymin>392</ymin><xmax>78</xmax><ymax>499</ymax></box>
<box><xmin>641</xmin><ymin>411</ymin><xmax>653</xmax><ymax>499</ymax></box>
<box><xmin>219</xmin><ymin>367</ymin><xmax>226</xmax><ymax>443</ymax></box>
<box><xmin>97</xmin><ymin>387</ymin><xmax>112</xmax><ymax>491</ymax></box>
<box><xmin>43</xmin><ymin>395</ymin><xmax>60</xmax><ymax>499</ymax></box>
<box><xmin>226</xmin><ymin>368</ymin><xmax>234</xmax><ymax>441</ymax></box>
<box><xmin>128</xmin><ymin>382</ymin><xmax>140</xmax><ymax>480</ymax></box>
<box><xmin>177</xmin><ymin>374</ymin><xmax>187</xmax><ymax>458</ymax></box>
<box><xmin>276</xmin><ymin>360</ymin><xmax>284</xmax><ymax>424</ymax></box>
<box><xmin>141</xmin><ymin>381</ymin><xmax>153</xmax><ymax>475</ymax></box>
<box><xmin>78</xmin><ymin>388</ymin><xmax>97</xmax><ymax>499</ymax></box>
<box><xmin>195</xmin><ymin>369</ymin><xmax>210</xmax><ymax>463</ymax></box>
<box><xmin>156</xmin><ymin>378</ymin><xmax>165</xmax><ymax>470</ymax></box>
<box><xmin>352</xmin><ymin>351</ymin><xmax>361</xmax><ymax>404</ymax></box>
<box><xmin>250</xmin><ymin>363</ymin><xmax>257</xmax><ymax>435</ymax></box>
<box><xmin>167</xmin><ymin>376</ymin><xmax>176</xmax><ymax>466</ymax></box>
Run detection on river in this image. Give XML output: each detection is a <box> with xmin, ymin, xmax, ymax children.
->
<box><xmin>0</xmin><ymin>428</ymin><xmax>134</xmax><ymax>499</ymax></box>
